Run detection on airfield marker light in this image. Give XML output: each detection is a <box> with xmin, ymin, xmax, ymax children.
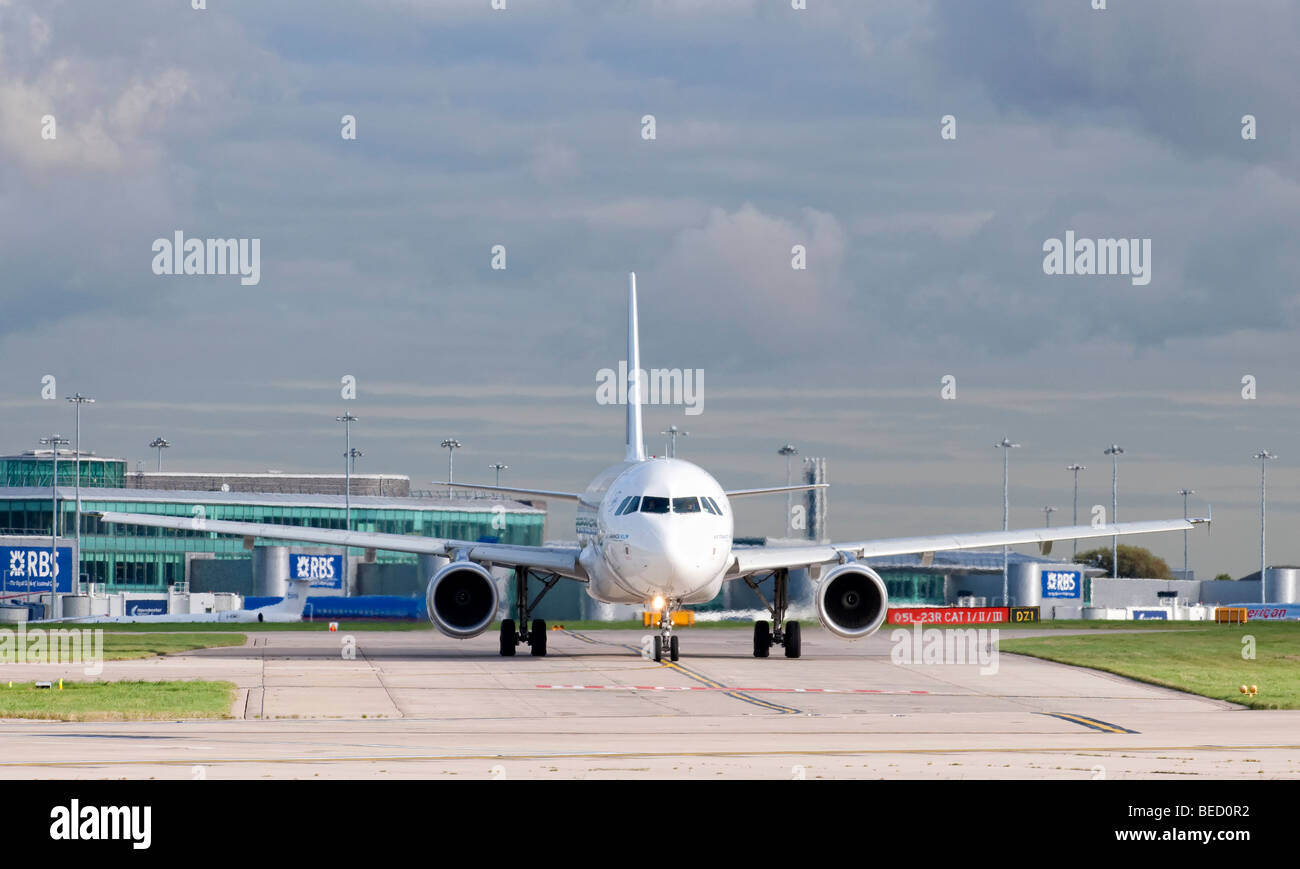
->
<box><xmin>329</xmin><ymin>622</ymin><xmax>339</xmax><ymax>632</ymax></box>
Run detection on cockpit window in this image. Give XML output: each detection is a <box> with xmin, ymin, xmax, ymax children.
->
<box><xmin>673</xmin><ymin>497</ymin><xmax>701</xmax><ymax>514</ymax></box>
<box><xmin>618</xmin><ymin>496</ymin><xmax>641</xmax><ymax>515</ymax></box>
<box><xmin>615</xmin><ymin>495</ymin><xmax>633</xmax><ymax>515</ymax></box>
<box><xmin>700</xmin><ymin>497</ymin><xmax>719</xmax><ymax>515</ymax></box>
<box><xmin>639</xmin><ymin>496</ymin><xmax>670</xmax><ymax>514</ymax></box>
<box><xmin>705</xmin><ymin>496</ymin><xmax>724</xmax><ymax>514</ymax></box>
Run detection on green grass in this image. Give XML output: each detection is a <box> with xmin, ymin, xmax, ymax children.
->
<box><xmin>97</xmin><ymin>632</ymin><xmax>247</xmax><ymax>660</ymax></box>
<box><xmin>1000</xmin><ymin>622</ymin><xmax>1300</xmax><ymax>709</ymax></box>
<box><xmin>0</xmin><ymin>680</ymin><xmax>237</xmax><ymax>721</ymax></box>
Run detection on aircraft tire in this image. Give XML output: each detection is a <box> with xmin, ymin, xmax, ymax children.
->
<box><xmin>753</xmin><ymin>620</ymin><xmax>771</xmax><ymax>658</ymax></box>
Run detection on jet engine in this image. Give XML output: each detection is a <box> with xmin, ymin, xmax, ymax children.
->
<box><xmin>426</xmin><ymin>561</ymin><xmax>499</xmax><ymax>639</ymax></box>
<box><xmin>815</xmin><ymin>562</ymin><xmax>889</xmax><ymax>639</ymax></box>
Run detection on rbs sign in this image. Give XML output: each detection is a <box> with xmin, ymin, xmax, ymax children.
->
<box><xmin>2</xmin><ymin>546</ymin><xmax>75</xmax><ymax>594</ymax></box>
<box><xmin>291</xmin><ymin>553</ymin><xmax>343</xmax><ymax>590</ymax></box>
<box><xmin>1042</xmin><ymin>569</ymin><xmax>1081</xmax><ymax>600</ymax></box>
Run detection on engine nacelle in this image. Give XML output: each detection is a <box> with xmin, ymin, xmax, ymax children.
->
<box><xmin>815</xmin><ymin>562</ymin><xmax>889</xmax><ymax>640</ymax></box>
<box><xmin>426</xmin><ymin>561</ymin><xmax>499</xmax><ymax>639</ymax></box>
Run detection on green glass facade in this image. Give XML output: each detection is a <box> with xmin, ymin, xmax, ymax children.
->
<box><xmin>0</xmin><ymin>495</ymin><xmax>544</xmax><ymax>592</ymax></box>
<box><xmin>881</xmin><ymin>571</ymin><xmax>946</xmax><ymax>605</ymax></box>
<box><xmin>0</xmin><ymin>456</ymin><xmax>126</xmax><ymax>488</ymax></box>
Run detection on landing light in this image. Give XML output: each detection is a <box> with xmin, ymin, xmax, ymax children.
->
<box><xmin>651</xmin><ymin>595</ymin><xmax>665</xmax><ymax>612</ymax></box>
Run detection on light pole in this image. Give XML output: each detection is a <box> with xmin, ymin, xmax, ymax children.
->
<box><xmin>994</xmin><ymin>437</ymin><xmax>1020</xmax><ymax>606</ymax></box>
<box><xmin>1066</xmin><ymin>464</ymin><xmax>1085</xmax><ymax>559</ymax></box>
<box><xmin>348</xmin><ymin>447</ymin><xmax>364</xmax><ymax>474</ymax></box>
<box><xmin>1176</xmin><ymin>488</ymin><xmax>1195</xmax><ymax>579</ymax></box>
<box><xmin>1104</xmin><ymin>445</ymin><xmax>1124</xmax><ymax>578</ymax></box>
<box><xmin>1042</xmin><ymin>506</ymin><xmax>1057</xmax><ymax>527</ymax></box>
<box><xmin>39</xmin><ymin>434</ymin><xmax>69</xmax><ymax>598</ymax></box>
<box><xmin>336</xmin><ymin>414</ymin><xmax>357</xmax><ymax>532</ymax></box>
<box><xmin>442</xmin><ymin>439</ymin><xmax>462</xmax><ymax>497</ymax></box>
<box><xmin>661</xmin><ymin>426</ymin><xmax>688</xmax><ymax>458</ymax></box>
<box><xmin>1254</xmin><ymin>451</ymin><xmax>1277</xmax><ymax>602</ymax></box>
<box><xmin>67</xmin><ymin>393</ymin><xmax>94</xmax><ymax>591</ymax></box>
<box><xmin>489</xmin><ymin>463</ymin><xmax>508</xmax><ymax>487</ymax></box>
<box><xmin>778</xmin><ymin>444</ymin><xmax>798</xmax><ymax>537</ymax></box>
<box><xmin>149</xmin><ymin>437</ymin><xmax>171</xmax><ymax>471</ymax></box>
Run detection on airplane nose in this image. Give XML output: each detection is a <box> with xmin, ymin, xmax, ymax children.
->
<box><xmin>655</xmin><ymin>529</ymin><xmax>722</xmax><ymax>593</ymax></box>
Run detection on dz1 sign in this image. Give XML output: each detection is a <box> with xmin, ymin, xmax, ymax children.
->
<box><xmin>291</xmin><ymin>553</ymin><xmax>343</xmax><ymax>589</ymax></box>
<box><xmin>1042</xmin><ymin>569</ymin><xmax>1082</xmax><ymax>599</ymax></box>
<box><xmin>2</xmin><ymin>546</ymin><xmax>74</xmax><ymax>594</ymax></box>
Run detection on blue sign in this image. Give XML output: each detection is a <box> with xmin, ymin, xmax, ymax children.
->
<box><xmin>1</xmin><ymin>546</ymin><xmax>74</xmax><ymax>594</ymax></box>
<box><xmin>1132</xmin><ymin>609</ymin><xmax>1169</xmax><ymax>620</ymax></box>
<box><xmin>125</xmin><ymin>598</ymin><xmax>168</xmax><ymax>616</ymax></box>
<box><xmin>1042</xmin><ymin>569</ymin><xmax>1082</xmax><ymax>600</ymax></box>
<box><xmin>290</xmin><ymin>553</ymin><xmax>343</xmax><ymax>589</ymax></box>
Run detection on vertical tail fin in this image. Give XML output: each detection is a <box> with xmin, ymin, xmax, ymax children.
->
<box><xmin>625</xmin><ymin>272</ymin><xmax>646</xmax><ymax>462</ymax></box>
<box><xmin>266</xmin><ymin>577</ymin><xmax>312</xmax><ymax>617</ymax></box>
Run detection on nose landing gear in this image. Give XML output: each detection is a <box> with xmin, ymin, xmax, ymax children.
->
<box><xmin>745</xmin><ymin>568</ymin><xmax>802</xmax><ymax>659</ymax></box>
<box><xmin>652</xmin><ymin>605</ymin><xmax>680</xmax><ymax>662</ymax></box>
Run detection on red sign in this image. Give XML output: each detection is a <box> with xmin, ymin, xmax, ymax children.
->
<box><xmin>887</xmin><ymin>607</ymin><xmax>1008</xmax><ymax>625</ymax></box>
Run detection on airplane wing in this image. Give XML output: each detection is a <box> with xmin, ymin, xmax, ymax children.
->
<box><xmin>725</xmin><ymin>484</ymin><xmax>828</xmax><ymax>498</ymax></box>
<box><xmin>440</xmin><ymin>482</ymin><xmax>582</xmax><ymax>503</ymax></box>
<box><xmin>727</xmin><ymin>517</ymin><xmax>1208</xmax><ymax>577</ymax></box>
<box><xmin>93</xmin><ymin>512</ymin><xmax>585</xmax><ymax>577</ymax></box>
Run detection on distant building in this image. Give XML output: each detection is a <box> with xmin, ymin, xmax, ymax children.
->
<box><xmin>0</xmin><ymin>451</ymin><xmax>545</xmax><ymax>592</ymax></box>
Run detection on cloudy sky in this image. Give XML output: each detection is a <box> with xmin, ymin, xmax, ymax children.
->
<box><xmin>2</xmin><ymin>0</ymin><xmax>1298</xmax><ymax>578</ymax></box>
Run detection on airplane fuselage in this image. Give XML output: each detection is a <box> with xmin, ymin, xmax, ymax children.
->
<box><xmin>576</xmin><ymin>457</ymin><xmax>733</xmax><ymax>606</ymax></box>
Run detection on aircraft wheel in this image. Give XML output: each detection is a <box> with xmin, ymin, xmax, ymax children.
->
<box><xmin>530</xmin><ymin>619</ymin><xmax>547</xmax><ymax>656</ymax></box>
<box><xmin>783</xmin><ymin>620</ymin><xmax>802</xmax><ymax>658</ymax></box>
<box><xmin>500</xmin><ymin>619</ymin><xmax>517</xmax><ymax>656</ymax></box>
<box><xmin>653</xmin><ymin>635</ymin><xmax>663</xmax><ymax>662</ymax></box>
<box><xmin>669</xmin><ymin>635</ymin><xmax>679</xmax><ymax>662</ymax></box>
<box><xmin>753</xmin><ymin>620</ymin><xmax>771</xmax><ymax>658</ymax></box>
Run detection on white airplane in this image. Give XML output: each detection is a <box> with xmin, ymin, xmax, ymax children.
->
<box><xmin>94</xmin><ymin>274</ymin><xmax>1208</xmax><ymax>660</ymax></box>
<box><xmin>68</xmin><ymin>578</ymin><xmax>312</xmax><ymax>624</ymax></box>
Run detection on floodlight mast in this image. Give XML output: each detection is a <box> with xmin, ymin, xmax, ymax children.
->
<box><xmin>1104</xmin><ymin>445</ymin><xmax>1124</xmax><ymax>578</ymax></box>
<box><xmin>994</xmin><ymin>437</ymin><xmax>1020</xmax><ymax>605</ymax></box>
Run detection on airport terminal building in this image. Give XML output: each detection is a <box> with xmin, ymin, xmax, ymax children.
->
<box><xmin>0</xmin><ymin>450</ymin><xmax>545</xmax><ymax>593</ymax></box>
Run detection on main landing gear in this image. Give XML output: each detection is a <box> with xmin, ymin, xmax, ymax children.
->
<box><xmin>652</xmin><ymin>604</ymin><xmax>680</xmax><ymax>663</ymax></box>
<box><xmin>499</xmin><ymin>566</ymin><xmax>561</xmax><ymax>657</ymax></box>
<box><xmin>745</xmin><ymin>567</ymin><xmax>802</xmax><ymax>659</ymax></box>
